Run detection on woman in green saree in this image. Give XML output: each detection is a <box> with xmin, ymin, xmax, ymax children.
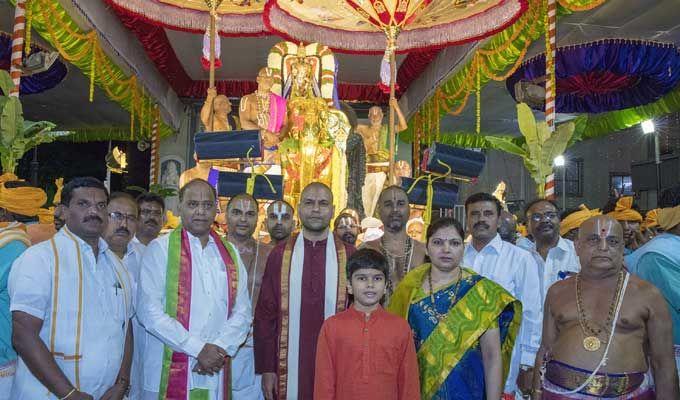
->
<box><xmin>388</xmin><ymin>218</ymin><xmax>522</xmax><ymax>400</ymax></box>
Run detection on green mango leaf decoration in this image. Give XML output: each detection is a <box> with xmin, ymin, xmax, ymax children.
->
<box><xmin>0</xmin><ymin>70</ymin><xmax>72</xmax><ymax>173</ymax></box>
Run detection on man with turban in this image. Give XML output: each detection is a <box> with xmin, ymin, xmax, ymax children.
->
<box><xmin>641</xmin><ymin>208</ymin><xmax>660</xmax><ymax>241</ymax></box>
<box><xmin>0</xmin><ymin>173</ymin><xmax>54</xmax><ymax>244</ymax></box>
<box><xmin>0</xmin><ymin>174</ymin><xmax>34</xmax><ymax>399</ymax></box>
<box><xmin>559</xmin><ymin>204</ymin><xmax>601</xmax><ymax>242</ymax></box>
<box><xmin>626</xmin><ymin>185</ymin><xmax>680</xmax><ymax>380</ymax></box>
<box><xmin>606</xmin><ymin>196</ymin><xmax>643</xmax><ymax>255</ymax></box>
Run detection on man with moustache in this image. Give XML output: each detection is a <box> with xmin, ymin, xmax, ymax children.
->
<box><xmin>134</xmin><ymin>192</ymin><xmax>165</xmax><ymax>247</ymax></box>
<box><xmin>266</xmin><ymin>200</ymin><xmax>295</xmax><ymax>246</ymax></box>
<box><xmin>333</xmin><ymin>209</ymin><xmax>360</xmax><ymax>246</ymax></box>
<box><xmin>514</xmin><ymin>199</ymin><xmax>580</xmax><ymax>396</ymax></box>
<box><xmin>605</xmin><ymin>196</ymin><xmax>644</xmax><ymax>255</ymax></box>
<box><xmin>362</xmin><ymin>186</ymin><xmax>426</xmax><ymax>303</ymax></box>
<box><xmin>9</xmin><ymin>177</ymin><xmax>134</xmax><ymax>400</ymax></box>
<box><xmin>531</xmin><ymin>215</ymin><xmax>678</xmax><ymax>399</ymax></box>
<box><xmin>463</xmin><ymin>192</ymin><xmax>541</xmax><ymax>399</ymax></box>
<box><xmin>102</xmin><ymin>192</ymin><xmax>145</xmax><ymax>400</ymax></box>
<box><xmin>255</xmin><ymin>182</ymin><xmax>354</xmax><ymax>400</ymax></box>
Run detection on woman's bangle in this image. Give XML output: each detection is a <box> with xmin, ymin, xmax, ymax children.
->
<box><xmin>60</xmin><ymin>388</ymin><xmax>77</xmax><ymax>400</ymax></box>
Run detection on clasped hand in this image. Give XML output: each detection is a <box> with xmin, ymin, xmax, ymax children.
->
<box><xmin>193</xmin><ymin>343</ymin><xmax>228</xmax><ymax>376</ymax></box>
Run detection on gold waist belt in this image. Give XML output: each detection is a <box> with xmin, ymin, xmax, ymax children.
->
<box><xmin>545</xmin><ymin>360</ymin><xmax>645</xmax><ymax>397</ymax></box>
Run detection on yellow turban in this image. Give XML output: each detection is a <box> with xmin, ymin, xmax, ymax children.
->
<box><xmin>0</xmin><ymin>173</ymin><xmax>47</xmax><ymax>217</ymax></box>
<box><xmin>658</xmin><ymin>205</ymin><xmax>680</xmax><ymax>230</ymax></box>
<box><xmin>560</xmin><ymin>204</ymin><xmax>602</xmax><ymax>236</ymax></box>
<box><xmin>517</xmin><ymin>223</ymin><xmax>528</xmax><ymax>237</ymax></box>
<box><xmin>37</xmin><ymin>207</ymin><xmax>55</xmax><ymax>224</ymax></box>
<box><xmin>606</xmin><ymin>196</ymin><xmax>642</xmax><ymax>223</ymax></box>
<box><xmin>53</xmin><ymin>178</ymin><xmax>64</xmax><ymax>204</ymax></box>
<box><xmin>642</xmin><ymin>209</ymin><xmax>659</xmax><ymax>231</ymax></box>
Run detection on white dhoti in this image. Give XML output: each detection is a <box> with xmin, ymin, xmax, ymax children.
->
<box><xmin>362</xmin><ymin>172</ymin><xmax>387</xmax><ymax>218</ymax></box>
<box><xmin>231</xmin><ymin>334</ymin><xmax>263</xmax><ymax>400</ymax></box>
<box><xmin>0</xmin><ymin>360</ymin><xmax>15</xmax><ymax>400</ymax></box>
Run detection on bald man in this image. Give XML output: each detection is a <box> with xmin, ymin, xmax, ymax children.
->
<box><xmin>254</xmin><ymin>183</ymin><xmax>354</xmax><ymax>400</ymax></box>
<box><xmin>362</xmin><ymin>186</ymin><xmax>426</xmax><ymax>303</ymax></box>
<box><xmin>531</xmin><ymin>215</ymin><xmax>678</xmax><ymax>399</ymax></box>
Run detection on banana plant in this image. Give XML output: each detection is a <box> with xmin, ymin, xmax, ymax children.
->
<box><xmin>0</xmin><ymin>70</ymin><xmax>72</xmax><ymax>173</ymax></box>
<box><xmin>485</xmin><ymin>103</ymin><xmax>574</xmax><ymax>196</ymax></box>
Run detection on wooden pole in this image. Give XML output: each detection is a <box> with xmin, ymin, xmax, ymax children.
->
<box><xmin>209</xmin><ymin>8</ymin><xmax>216</xmax><ymax>90</ymax></box>
<box><xmin>388</xmin><ymin>52</ymin><xmax>396</xmax><ymax>184</ymax></box>
<box><xmin>207</xmin><ymin>5</ymin><xmax>217</xmax><ymax>131</ymax></box>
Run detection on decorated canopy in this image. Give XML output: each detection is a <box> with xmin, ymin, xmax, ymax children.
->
<box><xmin>506</xmin><ymin>39</ymin><xmax>680</xmax><ymax>114</ymax></box>
<box><xmin>264</xmin><ymin>0</ymin><xmax>528</xmax><ymax>53</ymax></box>
<box><xmin>0</xmin><ymin>32</ymin><xmax>67</xmax><ymax>95</ymax></box>
<box><xmin>104</xmin><ymin>0</ymin><xmax>266</xmax><ymax>36</ymax></box>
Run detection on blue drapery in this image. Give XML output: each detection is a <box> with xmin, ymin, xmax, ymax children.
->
<box><xmin>506</xmin><ymin>39</ymin><xmax>680</xmax><ymax>114</ymax></box>
<box><xmin>0</xmin><ymin>33</ymin><xmax>68</xmax><ymax>95</ymax></box>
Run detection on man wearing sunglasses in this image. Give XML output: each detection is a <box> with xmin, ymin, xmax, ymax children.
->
<box><xmin>134</xmin><ymin>192</ymin><xmax>166</xmax><ymax>248</ymax></box>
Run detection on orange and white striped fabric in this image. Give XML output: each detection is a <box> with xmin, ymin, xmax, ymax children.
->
<box><xmin>9</xmin><ymin>0</ymin><xmax>26</xmax><ymax>97</ymax></box>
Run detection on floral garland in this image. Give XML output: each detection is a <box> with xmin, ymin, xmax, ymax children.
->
<box><xmin>12</xmin><ymin>0</ymin><xmax>174</xmax><ymax>141</ymax></box>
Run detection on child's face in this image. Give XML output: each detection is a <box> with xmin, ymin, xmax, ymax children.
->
<box><xmin>348</xmin><ymin>268</ymin><xmax>386</xmax><ymax>310</ymax></box>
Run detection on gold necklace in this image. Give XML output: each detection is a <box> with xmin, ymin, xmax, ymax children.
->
<box><xmin>575</xmin><ymin>269</ymin><xmax>624</xmax><ymax>351</ymax></box>
<box><xmin>256</xmin><ymin>92</ymin><xmax>270</xmax><ymax>128</ymax></box>
<box><xmin>428</xmin><ymin>266</ymin><xmax>463</xmax><ymax>321</ymax></box>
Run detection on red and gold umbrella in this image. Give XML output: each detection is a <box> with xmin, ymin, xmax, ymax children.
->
<box><xmin>264</xmin><ymin>0</ymin><xmax>527</xmax><ymax>181</ymax></box>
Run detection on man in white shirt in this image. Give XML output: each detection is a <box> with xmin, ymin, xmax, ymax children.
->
<box><xmin>103</xmin><ymin>191</ymin><xmax>145</xmax><ymax>400</ymax></box>
<box><xmin>10</xmin><ymin>177</ymin><xmax>134</xmax><ymax>400</ymax></box>
<box><xmin>516</xmin><ymin>198</ymin><xmax>580</xmax><ymax>396</ymax></box>
<box><xmin>137</xmin><ymin>178</ymin><xmax>251</xmax><ymax>400</ymax></box>
<box><xmin>463</xmin><ymin>192</ymin><xmax>542</xmax><ymax>399</ymax></box>
<box><xmin>134</xmin><ymin>192</ymin><xmax>166</xmax><ymax>248</ymax></box>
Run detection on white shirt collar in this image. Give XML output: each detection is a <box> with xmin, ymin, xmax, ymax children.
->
<box><xmin>472</xmin><ymin>233</ymin><xmax>504</xmax><ymax>255</ymax></box>
<box><xmin>185</xmin><ymin>229</ymin><xmax>216</xmax><ymax>249</ymax></box>
<box><xmin>60</xmin><ymin>225</ymin><xmax>109</xmax><ymax>255</ymax></box>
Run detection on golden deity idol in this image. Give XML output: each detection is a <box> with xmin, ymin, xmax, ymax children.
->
<box><xmin>267</xmin><ymin>42</ymin><xmax>349</xmax><ymax>211</ymax></box>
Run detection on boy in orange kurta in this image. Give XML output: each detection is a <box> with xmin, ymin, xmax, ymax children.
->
<box><xmin>314</xmin><ymin>248</ymin><xmax>421</xmax><ymax>400</ymax></box>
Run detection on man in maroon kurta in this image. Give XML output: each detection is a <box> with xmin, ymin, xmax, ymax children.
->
<box><xmin>254</xmin><ymin>183</ymin><xmax>354</xmax><ymax>400</ymax></box>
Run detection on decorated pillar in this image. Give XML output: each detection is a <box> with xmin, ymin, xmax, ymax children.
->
<box><xmin>9</xmin><ymin>0</ymin><xmax>27</xmax><ymax>97</ymax></box>
<box><xmin>149</xmin><ymin>105</ymin><xmax>161</xmax><ymax>186</ymax></box>
<box><xmin>544</xmin><ymin>0</ymin><xmax>557</xmax><ymax>199</ymax></box>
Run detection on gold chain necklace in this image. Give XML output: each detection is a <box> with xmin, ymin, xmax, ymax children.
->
<box><xmin>575</xmin><ymin>269</ymin><xmax>624</xmax><ymax>351</ymax></box>
<box><xmin>428</xmin><ymin>266</ymin><xmax>463</xmax><ymax>321</ymax></box>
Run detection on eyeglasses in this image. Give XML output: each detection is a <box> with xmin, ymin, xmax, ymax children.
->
<box><xmin>140</xmin><ymin>209</ymin><xmax>163</xmax><ymax>217</ymax></box>
<box><xmin>529</xmin><ymin>211</ymin><xmax>559</xmax><ymax>222</ymax></box>
<box><xmin>109</xmin><ymin>211</ymin><xmax>138</xmax><ymax>223</ymax></box>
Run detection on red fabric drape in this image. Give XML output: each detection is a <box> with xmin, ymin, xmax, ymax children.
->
<box><xmin>109</xmin><ymin>2</ymin><xmax>439</xmax><ymax>103</ymax></box>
